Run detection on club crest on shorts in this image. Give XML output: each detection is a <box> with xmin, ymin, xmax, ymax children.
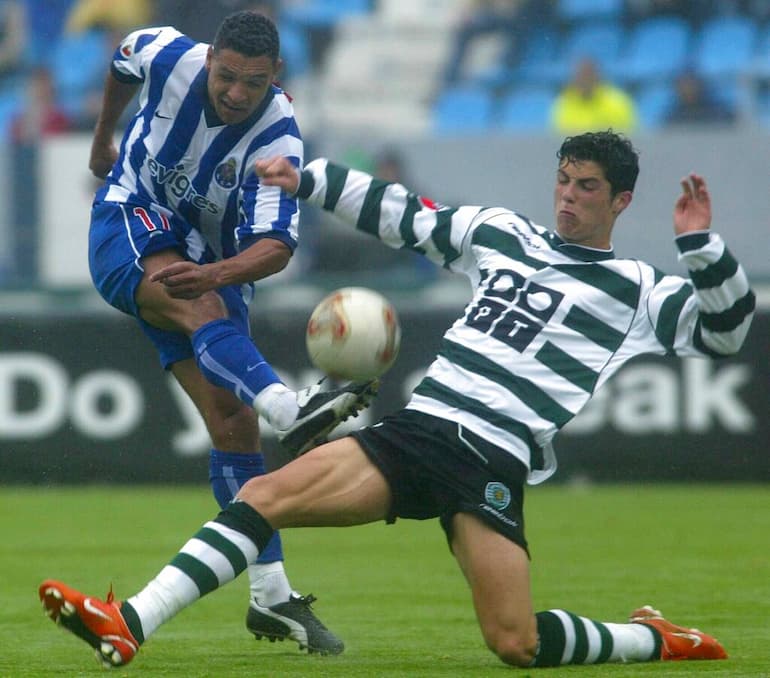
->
<box><xmin>214</xmin><ymin>158</ymin><xmax>238</xmax><ymax>188</ymax></box>
<box><xmin>484</xmin><ymin>482</ymin><xmax>511</xmax><ymax>510</ymax></box>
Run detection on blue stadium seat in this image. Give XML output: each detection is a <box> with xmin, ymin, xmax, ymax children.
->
<box><xmin>609</xmin><ymin>17</ymin><xmax>691</xmax><ymax>85</ymax></box>
<box><xmin>512</xmin><ymin>27</ymin><xmax>560</xmax><ymax>85</ymax></box>
<box><xmin>471</xmin><ymin>27</ymin><xmax>559</xmax><ymax>89</ymax></box>
<box><xmin>750</xmin><ymin>22</ymin><xmax>770</xmax><ymax>79</ymax></box>
<box><xmin>635</xmin><ymin>81</ymin><xmax>676</xmax><ymax>129</ymax></box>
<box><xmin>497</xmin><ymin>86</ymin><xmax>554</xmax><ymax>132</ymax></box>
<box><xmin>432</xmin><ymin>85</ymin><xmax>494</xmax><ymax>135</ymax></box>
<box><xmin>277</xmin><ymin>20</ymin><xmax>311</xmax><ymax>80</ymax></box>
<box><xmin>0</xmin><ymin>84</ymin><xmax>23</xmax><ymax>140</ymax></box>
<box><xmin>534</xmin><ymin>21</ymin><xmax>625</xmax><ymax>84</ymax></box>
<box><xmin>556</xmin><ymin>0</ymin><xmax>623</xmax><ymax>24</ymax></box>
<box><xmin>701</xmin><ymin>76</ymin><xmax>742</xmax><ymax>111</ymax></box>
<box><xmin>753</xmin><ymin>87</ymin><xmax>770</xmax><ymax>127</ymax></box>
<box><xmin>51</xmin><ymin>29</ymin><xmax>109</xmax><ymax>119</ymax></box>
<box><xmin>693</xmin><ymin>16</ymin><xmax>758</xmax><ymax>80</ymax></box>
<box><xmin>281</xmin><ymin>0</ymin><xmax>373</xmax><ymax>29</ymax></box>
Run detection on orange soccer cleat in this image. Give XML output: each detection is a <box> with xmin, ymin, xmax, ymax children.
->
<box><xmin>629</xmin><ymin>605</ymin><xmax>727</xmax><ymax>661</ymax></box>
<box><xmin>39</xmin><ymin>579</ymin><xmax>139</xmax><ymax>668</ymax></box>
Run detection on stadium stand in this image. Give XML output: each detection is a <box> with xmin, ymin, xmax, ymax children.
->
<box><xmin>608</xmin><ymin>16</ymin><xmax>692</xmax><ymax>85</ymax></box>
<box><xmin>5</xmin><ymin>3</ymin><xmax>770</xmax><ymax>148</ymax></box>
<box><xmin>432</xmin><ymin>84</ymin><xmax>495</xmax><ymax>135</ymax></box>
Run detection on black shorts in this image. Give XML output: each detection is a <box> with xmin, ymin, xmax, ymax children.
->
<box><xmin>351</xmin><ymin>409</ymin><xmax>529</xmax><ymax>554</ymax></box>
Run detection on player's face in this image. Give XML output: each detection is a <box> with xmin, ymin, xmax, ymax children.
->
<box><xmin>553</xmin><ymin>159</ymin><xmax>631</xmax><ymax>249</ymax></box>
<box><xmin>205</xmin><ymin>47</ymin><xmax>281</xmax><ymax>125</ymax></box>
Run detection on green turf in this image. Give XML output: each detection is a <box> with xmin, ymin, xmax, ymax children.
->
<box><xmin>2</xmin><ymin>484</ymin><xmax>768</xmax><ymax>677</ymax></box>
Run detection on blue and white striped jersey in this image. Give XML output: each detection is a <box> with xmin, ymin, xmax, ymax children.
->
<box><xmin>296</xmin><ymin>159</ymin><xmax>756</xmax><ymax>484</ymax></box>
<box><xmin>95</xmin><ymin>26</ymin><xmax>303</xmax><ymax>262</ymax></box>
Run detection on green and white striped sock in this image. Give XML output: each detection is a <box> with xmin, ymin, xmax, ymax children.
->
<box><xmin>533</xmin><ymin>609</ymin><xmax>660</xmax><ymax>666</ymax></box>
<box><xmin>120</xmin><ymin>501</ymin><xmax>274</xmax><ymax>643</ymax></box>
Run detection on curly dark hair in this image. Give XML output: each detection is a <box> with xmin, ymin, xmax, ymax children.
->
<box><xmin>212</xmin><ymin>11</ymin><xmax>279</xmax><ymax>62</ymax></box>
<box><xmin>557</xmin><ymin>130</ymin><xmax>640</xmax><ymax>195</ymax></box>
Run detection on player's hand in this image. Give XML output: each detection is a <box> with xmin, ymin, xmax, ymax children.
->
<box><xmin>149</xmin><ymin>261</ymin><xmax>218</xmax><ymax>299</ymax></box>
<box><xmin>255</xmin><ymin>156</ymin><xmax>301</xmax><ymax>193</ymax></box>
<box><xmin>673</xmin><ymin>173</ymin><xmax>711</xmax><ymax>235</ymax></box>
<box><xmin>89</xmin><ymin>141</ymin><xmax>118</xmax><ymax>180</ymax></box>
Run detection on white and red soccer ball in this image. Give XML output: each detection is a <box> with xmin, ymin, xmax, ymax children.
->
<box><xmin>306</xmin><ymin>287</ymin><xmax>401</xmax><ymax>382</ymax></box>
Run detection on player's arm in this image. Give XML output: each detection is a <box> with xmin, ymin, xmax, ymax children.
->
<box><xmin>149</xmin><ymin>239</ymin><xmax>291</xmax><ymax>299</ymax></box>
<box><xmin>91</xmin><ymin>26</ymin><xmax>179</xmax><ymax>179</ymax></box>
<box><xmin>645</xmin><ymin>174</ymin><xmax>755</xmax><ymax>357</ymax></box>
<box><xmin>90</xmin><ymin>72</ymin><xmax>139</xmax><ymax>179</ymax></box>
<box><xmin>256</xmin><ymin>156</ymin><xmax>483</xmax><ymax>271</ymax></box>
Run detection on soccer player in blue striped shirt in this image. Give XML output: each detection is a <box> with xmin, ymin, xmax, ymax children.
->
<box><xmin>83</xmin><ymin>10</ymin><xmax>377</xmax><ymax>654</ymax></box>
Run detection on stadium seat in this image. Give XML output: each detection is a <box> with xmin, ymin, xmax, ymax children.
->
<box><xmin>701</xmin><ymin>76</ymin><xmax>743</xmax><ymax>112</ymax></box>
<box><xmin>750</xmin><ymin>22</ymin><xmax>770</xmax><ymax>79</ymax></box>
<box><xmin>556</xmin><ymin>0</ymin><xmax>623</xmax><ymax>24</ymax></box>
<box><xmin>510</xmin><ymin>27</ymin><xmax>560</xmax><ymax>86</ymax></box>
<box><xmin>277</xmin><ymin>20</ymin><xmax>311</xmax><ymax>80</ymax></box>
<box><xmin>753</xmin><ymin>87</ymin><xmax>770</xmax><ymax>126</ymax></box>
<box><xmin>51</xmin><ymin>29</ymin><xmax>109</xmax><ymax>118</ymax></box>
<box><xmin>497</xmin><ymin>86</ymin><xmax>554</xmax><ymax>132</ymax></box>
<box><xmin>635</xmin><ymin>81</ymin><xmax>677</xmax><ymax>129</ymax></box>
<box><xmin>692</xmin><ymin>15</ymin><xmax>758</xmax><ymax>80</ymax></box>
<box><xmin>432</xmin><ymin>85</ymin><xmax>495</xmax><ymax>135</ymax></box>
<box><xmin>0</xmin><ymin>84</ymin><xmax>23</xmax><ymax>140</ymax></box>
<box><xmin>608</xmin><ymin>17</ymin><xmax>692</xmax><ymax>85</ymax></box>
<box><xmin>281</xmin><ymin>0</ymin><xmax>374</xmax><ymax>29</ymax></box>
<box><xmin>534</xmin><ymin>21</ymin><xmax>625</xmax><ymax>84</ymax></box>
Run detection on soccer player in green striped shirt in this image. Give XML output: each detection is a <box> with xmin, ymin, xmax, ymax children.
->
<box><xmin>40</xmin><ymin>131</ymin><xmax>753</xmax><ymax>668</ymax></box>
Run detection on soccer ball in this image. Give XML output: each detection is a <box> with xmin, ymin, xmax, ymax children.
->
<box><xmin>306</xmin><ymin>287</ymin><xmax>401</xmax><ymax>382</ymax></box>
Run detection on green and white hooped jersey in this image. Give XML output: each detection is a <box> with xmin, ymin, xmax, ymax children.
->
<box><xmin>296</xmin><ymin>159</ymin><xmax>755</xmax><ymax>484</ymax></box>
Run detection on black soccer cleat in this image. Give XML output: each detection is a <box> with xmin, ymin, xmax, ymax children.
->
<box><xmin>277</xmin><ymin>378</ymin><xmax>378</xmax><ymax>456</ymax></box>
<box><xmin>246</xmin><ymin>592</ymin><xmax>344</xmax><ymax>655</ymax></box>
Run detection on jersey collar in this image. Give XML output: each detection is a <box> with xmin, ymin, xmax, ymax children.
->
<box><xmin>549</xmin><ymin>232</ymin><xmax>616</xmax><ymax>261</ymax></box>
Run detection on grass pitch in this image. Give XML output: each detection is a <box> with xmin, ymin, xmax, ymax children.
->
<box><xmin>1</xmin><ymin>484</ymin><xmax>768</xmax><ymax>677</ymax></box>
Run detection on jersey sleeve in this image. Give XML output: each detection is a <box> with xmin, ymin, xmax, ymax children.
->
<box><xmin>236</xmin><ymin>96</ymin><xmax>303</xmax><ymax>252</ymax></box>
<box><xmin>111</xmin><ymin>26</ymin><xmax>184</xmax><ymax>83</ymax></box>
<box><xmin>645</xmin><ymin>231</ymin><xmax>755</xmax><ymax>357</ymax></box>
<box><xmin>296</xmin><ymin>158</ymin><xmax>485</xmax><ymax>274</ymax></box>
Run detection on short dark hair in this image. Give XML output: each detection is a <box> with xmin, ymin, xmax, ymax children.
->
<box><xmin>212</xmin><ymin>11</ymin><xmax>279</xmax><ymax>61</ymax></box>
<box><xmin>557</xmin><ymin>130</ymin><xmax>640</xmax><ymax>195</ymax></box>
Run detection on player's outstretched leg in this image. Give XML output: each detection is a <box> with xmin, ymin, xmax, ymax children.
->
<box><xmin>629</xmin><ymin>605</ymin><xmax>728</xmax><ymax>660</ymax></box>
<box><xmin>532</xmin><ymin>605</ymin><xmax>727</xmax><ymax>666</ymax></box>
<box><xmin>277</xmin><ymin>378</ymin><xmax>378</xmax><ymax>456</ymax></box>
<box><xmin>39</xmin><ymin>580</ymin><xmax>139</xmax><ymax>668</ymax></box>
<box><xmin>246</xmin><ymin>592</ymin><xmax>344</xmax><ymax>655</ymax></box>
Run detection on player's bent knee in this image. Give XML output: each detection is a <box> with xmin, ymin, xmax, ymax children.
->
<box><xmin>239</xmin><ymin>474</ymin><xmax>278</xmax><ymax>508</ymax></box>
<box><xmin>486</xmin><ymin>629</ymin><xmax>537</xmax><ymax>667</ymax></box>
<box><xmin>207</xmin><ymin>404</ymin><xmax>259</xmax><ymax>450</ymax></box>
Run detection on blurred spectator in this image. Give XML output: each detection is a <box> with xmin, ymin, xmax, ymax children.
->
<box><xmin>0</xmin><ymin>0</ymin><xmax>24</xmax><ymax>78</ymax></box>
<box><xmin>10</xmin><ymin>66</ymin><xmax>71</xmax><ymax>142</ymax></box>
<box><xmin>550</xmin><ymin>57</ymin><xmax>637</xmax><ymax>134</ymax></box>
<box><xmin>664</xmin><ymin>70</ymin><xmax>737</xmax><ymax>126</ymax></box>
<box><xmin>0</xmin><ymin>0</ymin><xmax>25</xmax><ymax>139</ymax></box>
<box><xmin>440</xmin><ymin>1</ymin><xmax>555</xmax><ymax>89</ymax></box>
<box><xmin>65</xmin><ymin>0</ymin><xmax>153</xmax><ymax>33</ymax></box>
<box><xmin>59</xmin><ymin>0</ymin><xmax>153</xmax><ymax>130</ymax></box>
<box><xmin>373</xmin><ymin>148</ymin><xmax>411</xmax><ymax>184</ymax></box>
